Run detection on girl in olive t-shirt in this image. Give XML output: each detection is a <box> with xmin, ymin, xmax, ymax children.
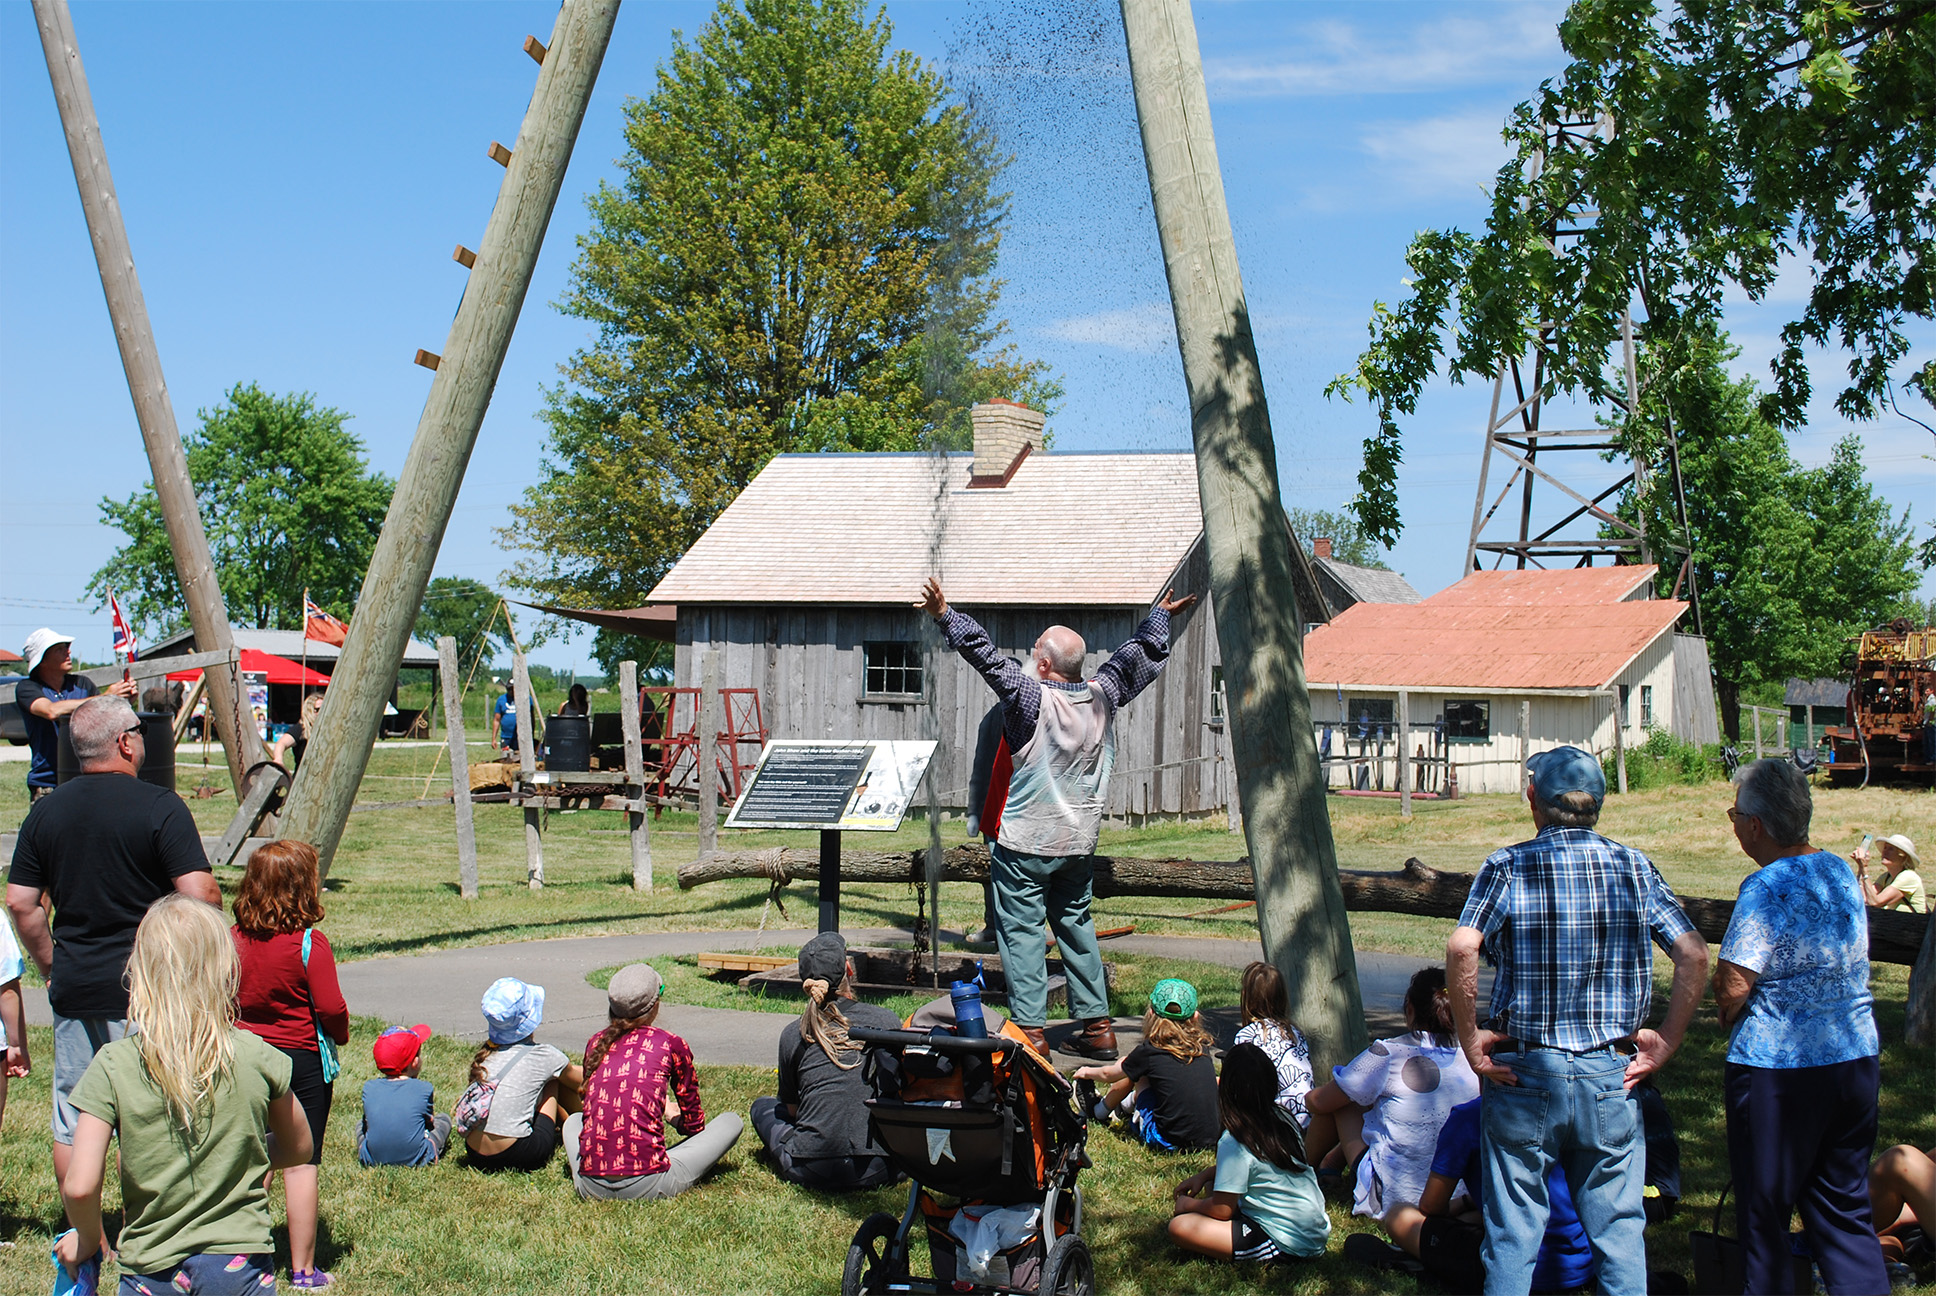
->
<box><xmin>57</xmin><ymin>894</ymin><xmax>313</xmax><ymax>1294</ymax></box>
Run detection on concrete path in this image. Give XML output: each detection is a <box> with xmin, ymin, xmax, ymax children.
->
<box><xmin>24</xmin><ymin>927</ymin><xmax>1479</xmax><ymax>1068</ymax></box>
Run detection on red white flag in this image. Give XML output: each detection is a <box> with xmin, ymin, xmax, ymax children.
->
<box><xmin>304</xmin><ymin>592</ymin><xmax>348</xmax><ymax>647</ymax></box>
<box><xmin>109</xmin><ymin>591</ymin><xmax>138</xmax><ymax>661</ymax></box>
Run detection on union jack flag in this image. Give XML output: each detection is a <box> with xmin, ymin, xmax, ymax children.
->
<box><xmin>304</xmin><ymin>591</ymin><xmax>348</xmax><ymax>647</ymax></box>
<box><xmin>109</xmin><ymin>591</ymin><xmax>137</xmax><ymax>661</ymax></box>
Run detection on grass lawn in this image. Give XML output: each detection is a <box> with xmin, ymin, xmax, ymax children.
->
<box><xmin>1</xmin><ymin>750</ymin><xmax>1929</xmax><ymax>1290</ymax></box>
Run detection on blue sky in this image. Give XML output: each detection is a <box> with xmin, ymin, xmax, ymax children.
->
<box><xmin>3</xmin><ymin>0</ymin><xmax>1929</xmax><ymax>670</ymax></box>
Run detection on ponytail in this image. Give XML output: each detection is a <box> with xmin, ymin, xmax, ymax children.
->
<box><xmin>585</xmin><ymin>1005</ymin><xmax>659</xmax><ymax>1078</ymax></box>
<box><xmin>469</xmin><ymin>1041</ymin><xmax>499</xmax><ymax>1086</ymax></box>
<box><xmin>1404</xmin><ymin>966</ymin><xmax>1455</xmax><ymax>1046</ymax></box>
<box><xmin>801</xmin><ymin>977</ymin><xmax>861</xmax><ymax>1070</ymax></box>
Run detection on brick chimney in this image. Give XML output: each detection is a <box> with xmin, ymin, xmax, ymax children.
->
<box><xmin>967</xmin><ymin>399</ymin><xmax>1044</xmax><ymax>488</ymax></box>
<box><xmin>1313</xmin><ymin>537</ymin><xmax>1334</xmax><ymax>559</ymax></box>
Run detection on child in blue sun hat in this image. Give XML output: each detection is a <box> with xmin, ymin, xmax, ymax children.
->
<box><xmin>1074</xmin><ymin>978</ymin><xmax>1220</xmax><ymax>1151</ymax></box>
<box><xmin>455</xmin><ymin>977</ymin><xmax>583</xmax><ymax>1172</ymax></box>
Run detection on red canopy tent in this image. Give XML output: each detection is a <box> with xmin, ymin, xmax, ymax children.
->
<box><xmin>167</xmin><ymin>647</ymin><xmax>331</xmax><ymax>688</ymax></box>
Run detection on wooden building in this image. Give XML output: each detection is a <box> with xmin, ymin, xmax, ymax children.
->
<box><xmin>1302</xmin><ymin>566</ymin><xmax>1719</xmax><ymax>794</ymax></box>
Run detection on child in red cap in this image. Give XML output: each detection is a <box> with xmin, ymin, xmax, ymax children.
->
<box><xmin>358</xmin><ymin>1025</ymin><xmax>449</xmax><ymax>1167</ymax></box>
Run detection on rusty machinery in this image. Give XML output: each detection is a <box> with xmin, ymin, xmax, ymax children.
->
<box><xmin>1823</xmin><ymin>619</ymin><xmax>1936</xmax><ymax>787</ymax></box>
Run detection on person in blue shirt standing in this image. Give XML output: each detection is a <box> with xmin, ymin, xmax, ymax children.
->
<box><xmin>494</xmin><ymin>683</ymin><xmax>518</xmax><ymax>753</ymax></box>
<box><xmin>14</xmin><ymin>628</ymin><xmax>136</xmax><ymax>799</ymax></box>
<box><xmin>1714</xmin><ymin>759</ymin><xmax>1888</xmax><ymax>1295</ymax></box>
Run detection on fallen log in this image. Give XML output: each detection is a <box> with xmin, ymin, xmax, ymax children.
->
<box><xmin>678</xmin><ymin>846</ymin><xmax>1930</xmax><ymax>967</ymax></box>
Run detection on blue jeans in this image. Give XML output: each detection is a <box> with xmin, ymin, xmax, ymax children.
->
<box><xmin>987</xmin><ymin>842</ymin><xmax>1109</xmax><ymax>1029</ymax></box>
<box><xmin>120</xmin><ymin>1253</ymin><xmax>275</xmax><ymax>1294</ymax></box>
<box><xmin>1479</xmin><ymin>1049</ymin><xmax>1646</xmax><ymax>1296</ymax></box>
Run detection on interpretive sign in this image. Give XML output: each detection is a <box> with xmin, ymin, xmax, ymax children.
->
<box><xmin>726</xmin><ymin>739</ymin><xmax>938</xmax><ymax>832</ymax></box>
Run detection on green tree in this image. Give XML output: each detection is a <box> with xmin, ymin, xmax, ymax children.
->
<box><xmin>90</xmin><ymin>384</ymin><xmax>393</xmax><ymax>638</ymax></box>
<box><xmin>500</xmin><ymin>0</ymin><xmax>1057</xmax><ymax>614</ymax></box>
<box><xmin>1619</xmin><ymin>333</ymin><xmax>1919</xmax><ymax>738</ymax></box>
<box><xmin>1287</xmin><ymin>508</ymin><xmax>1391</xmax><ymax>569</ymax></box>
<box><xmin>414</xmin><ymin>577</ymin><xmax>505</xmax><ymax>666</ymax></box>
<box><xmin>1326</xmin><ymin>0</ymin><xmax>1934</xmax><ymax>547</ymax></box>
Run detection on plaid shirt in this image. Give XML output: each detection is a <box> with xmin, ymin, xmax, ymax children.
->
<box><xmin>937</xmin><ymin>605</ymin><xmax>1171</xmax><ymax>752</ymax></box>
<box><xmin>1458</xmin><ymin>825</ymin><xmax>1697</xmax><ymax>1052</ymax></box>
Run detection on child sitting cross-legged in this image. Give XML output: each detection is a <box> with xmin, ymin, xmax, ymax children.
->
<box><xmin>562</xmin><ymin>963</ymin><xmax>744</xmax><ymax>1199</ymax></box>
<box><xmin>1073</xmin><ymin>979</ymin><xmax>1219</xmax><ymax>1153</ymax></box>
<box><xmin>358</xmin><ymin>1024</ymin><xmax>451</xmax><ymax>1167</ymax></box>
<box><xmin>1168</xmin><ymin>1042</ymin><xmax>1331</xmax><ymax>1264</ymax></box>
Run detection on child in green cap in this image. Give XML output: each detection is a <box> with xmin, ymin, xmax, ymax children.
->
<box><xmin>1073</xmin><ymin>978</ymin><xmax>1219</xmax><ymax>1151</ymax></box>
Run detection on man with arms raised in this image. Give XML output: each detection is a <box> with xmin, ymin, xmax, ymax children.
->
<box><xmin>14</xmin><ymin>627</ymin><xmax>137</xmax><ymax>800</ymax></box>
<box><xmin>1446</xmin><ymin>746</ymin><xmax>1709</xmax><ymax>1296</ymax></box>
<box><xmin>7</xmin><ymin>694</ymin><xmax>219</xmax><ymax>1204</ymax></box>
<box><xmin>919</xmin><ymin>577</ymin><xmax>1195</xmax><ymax>1060</ymax></box>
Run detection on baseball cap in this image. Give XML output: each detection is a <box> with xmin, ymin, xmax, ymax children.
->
<box><xmin>372</xmin><ymin>1024</ymin><xmax>432</xmax><ymax>1075</ymax></box>
<box><xmin>607</xmin><ymin>963</ymin><xmax>663</xmax><ymax>1018</ymax></box>
<box><xmin>480</xmin><ymin>977</ymin><xmax>545</xmax><ymax>1045</ymax></box>
<box><xmin>1527</xmin><ymin>745</ymin><xmax>1606</xmax><ymax>808</ymax></box>
<box><xmin>798</xmin><ymin>931</ymin><xmax>849</xmax><ymax>984</ymax></box>
<box><xmin>22</xmin><ymin>628</ymin><xmax>74</xmax><ymax>675</ymax></box>
<box><xmin>1149</xmin><ymin>978</ymin><xmax>1199</xmax><ymax>1021</ymax></box>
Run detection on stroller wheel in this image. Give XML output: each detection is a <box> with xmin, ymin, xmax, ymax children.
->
<box><xmin>842</xmin><ymin>1212</ymin><xmax>905</xmax><ymax>1296</ymax></box>
<box><xmin>1040</xmin><ymin>1235</ymin><xmax>1094</xmax><ymax>1296</ymax></box>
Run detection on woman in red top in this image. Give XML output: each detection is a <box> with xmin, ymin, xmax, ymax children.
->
<box><xmin>561</xmin><ymin>962</ymin><xmax>743</xmax><ymax>1200</ymax></box>
<box><xmin>233</xmin><ymin>839</ymin><xmax>350</xmax><ymax>1289</ymax></box>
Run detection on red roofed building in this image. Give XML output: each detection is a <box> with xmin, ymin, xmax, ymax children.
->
<box><xmin>1304</xmin><ymin>565</ymin><xmax>1719</xmax><ymax>794</ymax></box>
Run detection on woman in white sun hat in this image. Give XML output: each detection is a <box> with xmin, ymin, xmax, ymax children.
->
<box><xmin>1852</xmin><ymin>834</ymin><xmax>1927</xmax><ymax>914</ymax></box>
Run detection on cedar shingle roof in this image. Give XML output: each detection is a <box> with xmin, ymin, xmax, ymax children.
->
<box><xmin>1314</xmin><ymin>557</ymin><xmax>1422</xmax><ymax>605</ymax></box>
<box><xmin>647</xmin><ymin>452</ymin><xmax>1204</xmax><ymax>606</ymax></box>
<box><xmin>1303</xmin><ymin>565</ymin><xmax>1685</xmax><ymax>691</ymax></box>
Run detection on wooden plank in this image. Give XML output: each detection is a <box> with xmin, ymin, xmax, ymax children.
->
<box><xmin>171</xmin><ymin>673</ymin><xmax>207</xmax><ymax>745</ymax></box>
<box><xmin>696</xmin><ymin>953</ymin><xmax>793</xmax><ymax>973</ymax></box>
<box><xmin>508</xmin><ymin>793</ymin><xmax>643</xmax><ymax>812</ymax></box>
<box><xmin>514</xmin><ymin>650</ymin><xmax>542</xmax><ymax>889</ymax></box>
<box><xmin>697</xmin><ymin>652</ymin><xmax>720</xmax><ymax>857</ymax></box>
<box><xmin>620</xmin><ymin>659</ymin><xmax>651</xmax><ymax>891</ymax></box>
<box><xmin>487</xmin><ymin>140</ymin><xmax>513</xmax><ymax>167</ymax></box>
<box><xmin>523</xmin><ymin>34</ymin><xmax>547</xmax><ymax>63</ymax></box>
<box><xmin>414</xmin><ymin>348</ymin><xmax>441</xmax><ymax>371</ymax></box>
<box><xmin>209</xmin><ymin>765</ymin><xmax>290</xmax><ymax>870</ymax></box>
<box><xmin>438</xmin><ymin>636</ymin><xmax>478</xmax><ymax>899</ymax></box>
<box><xmin>524</xmin><ymin>768</ymin><xmax>634</xmax><ymax>786</ymax></box>
<box><xmin>452</xmin><ymin>245</ymin><xmax>477</xmax><ymax>269</ymax></box>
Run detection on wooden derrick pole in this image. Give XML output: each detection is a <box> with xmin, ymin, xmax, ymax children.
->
<box><xmin>619</xmin><ymin>660</ymin><xmax>652</xmax><ymax>891</ymax></box>
<box><xmin>32</xmin><ymin>0</ymin><xmax>272</xmax><ymax>798</ymax></box>
<box><xmin>437</xmin><ymin>636</ymin><xmax>479</xmax><ymax>899</ymax></box>
<box><xmin>1119</xmin><ymin>0</ymin><xmax>1368</xmax><ymax>1066</ymax></box>
<box><xmin>279</xmin><ymin>0</ymin><xmax>621</xmax><ymax>873</ymax></box>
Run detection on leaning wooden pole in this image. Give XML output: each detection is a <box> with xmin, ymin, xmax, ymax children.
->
<box><xmin>279</xmin><ymin>0</ymin><xmax>620</xmax><ymax>873</ymax></box>
<box><xmin>1120</xmin><ymin>0</ymin><xmax>1368</xmax><ymax>1066</ymax></box>
<box><xmin>33</xmin><ymin>0</ymin><xmax>271</xmax><ymax>796</ymax></box>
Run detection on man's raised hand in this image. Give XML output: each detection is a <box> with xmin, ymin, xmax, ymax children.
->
<box><xmin>916</xmin><ymin>578</ymin><xmax>949</xmax><ymax>620</ymax></box>
<box><xmin>1158</xmin><ymin>588</ymin><xmax>1198</xmax><ymax>615</ymax></box>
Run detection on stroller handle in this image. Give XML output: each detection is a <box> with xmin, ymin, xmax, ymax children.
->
<box><xmin>849</xmin><ymin>1026</ymin><xmax>1019</xmax><ymax>1057</ymax></box>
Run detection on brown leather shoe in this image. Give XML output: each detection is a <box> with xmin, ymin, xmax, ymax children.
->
<box><xmin>1020</xmin><ymin>1026</ymin><xmax>1050</xmax><ymax>1057</ymax></box>
<box><xmin>1063</xmin><ymin>1017</ymin><xmax>1118</xmax><ymax>1061</ymax></box>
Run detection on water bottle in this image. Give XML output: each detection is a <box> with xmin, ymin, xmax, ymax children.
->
<box><xmin>950</xmin><ymin>963</ymin><xmax>988</xmax><ymax>1039</ymax></box>
<box><xmin>50</xmin><ymin>1232</ymin><xmax>100</xmax><ymax>1296</ymax></box>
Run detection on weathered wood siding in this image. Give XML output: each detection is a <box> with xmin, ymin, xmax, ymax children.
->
<box><xmin>1671</xmin><ymin>634</ymin><xmax>1721</xmax><ymax>745</ymax></box>
<box><xmin>672</xmin><ymin>539</ymin><xmax>1227</xmax><ymax>817</ymax></box>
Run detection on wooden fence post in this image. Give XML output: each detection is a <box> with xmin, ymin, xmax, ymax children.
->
<box><xmin>620</xmin><ymin>660</ymin><xmax>652</xmax><ymax>891</ymax></box>
<box><xmin>1519</xmin><ymin>699</ymin><xmax>1531</xmax><ymax>782</ymax></box>
<box><xmin>1612</xmin><ymin>692</ymin><xmax>1628</xmax><ymax>793</ymax></box>
<box><xmin>513</xmin><ymin>650</ymin><xmax>543</xmax><ymax>889</ymax></box>
<box><xmin>697</xmin><ymin>653</ymin><xmax>721</xmax><ymax>858</ymax></box>
<box><xmin>438</xmin><ymin>636</ymin><xmax>478</xmax><ymax>899</ymax></box>
<box><xmin>1397</xmin><ymin>690</ymin><xmax>1411</xmax><ymax>818</ymax></box>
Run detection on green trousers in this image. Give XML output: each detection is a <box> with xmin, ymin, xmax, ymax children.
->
<box><xmin>989</xmin><ymin>841</ymin><xmax>1111</xmax><ymax>1029</ymax></box>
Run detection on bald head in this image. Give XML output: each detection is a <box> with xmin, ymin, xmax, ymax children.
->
<box><xmin>1034</xmin><ymin>626</ymin><xmax>1085</xmax><ymax>681</ymax></box>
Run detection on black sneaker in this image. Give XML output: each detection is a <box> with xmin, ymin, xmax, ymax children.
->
<box><xmin>1343</xmin><ymin>1233</ymin><xmax>1420</xmax><ymax>1275</ymax></box>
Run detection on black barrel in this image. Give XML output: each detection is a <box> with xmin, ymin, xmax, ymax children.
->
<box><xmin>545</xmin><ymin>713</ymin><xmax>592</xmax><ymax>772</ymax></box>
<box><xmin>56</xmin><ymin>711</ymin><xmax>177</xmax><ymax>792</ymax></box>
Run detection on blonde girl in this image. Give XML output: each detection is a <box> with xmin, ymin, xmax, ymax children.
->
<box><xmin>1074</xmin><ymin>978</ymin><xmax>1221</xmax><ymax>1152</ymax></box>
<box><xmin>57</xmin><ymin>894</ymin><xmax>312</xmax><ymax>1294</ymax></box>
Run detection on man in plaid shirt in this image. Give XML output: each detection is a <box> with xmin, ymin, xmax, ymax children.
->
<box><xmin>1447</xmin><ymin>746</ymin><xmax>1709</xmax><ymax>1296</ymax></box>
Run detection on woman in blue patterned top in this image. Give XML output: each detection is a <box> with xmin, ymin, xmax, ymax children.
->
<box><xmin>1714</xmin><ymin>759</ymin><xmax>1888</xmax><ymax>1296</ymax></box>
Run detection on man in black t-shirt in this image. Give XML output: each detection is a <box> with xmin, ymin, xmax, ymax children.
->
<box><xmin>6</xmin><ymin>694</ymin><xmax>217</xmax><ymax>1199</ymax></box>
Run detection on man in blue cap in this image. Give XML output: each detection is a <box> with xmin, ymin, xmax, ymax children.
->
<box><xmin>1446</xmin><ymin>746</ymin><xmax>1709</xmax><ymax>1296</ymax></box>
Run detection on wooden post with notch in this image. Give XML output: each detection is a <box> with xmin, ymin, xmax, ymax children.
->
<box><xmin>277</xmin><ymin>0</ymin><xmax>620</xmax><ymax>875</ymax></box>
<box><xmin>620</xmin><ymin>659</ymin><xmax>652</xmax><ymax>891</ymax></box>
<box><xmin>1121</xmin><ymin>0</ymin><xmax>1367</xmax><ymax>1067</ymax></box>
<box><xmin>33</xmin><ymin>0</ymin><xmax>274</xmax><ymax>804</ymax></box>
<box><xmin>513</xmin><ymin>649</ymin><xmax>542</xmax><ymax>889</ymax></box>
<box><xmin>697</xmin><ymin>653</ymin><xmax>721</xmax><ymax>858</ymax></box>
<box><xmin>438</xmin><ymin>636</ymin><xmax>478</xmax><ymax>899</ymax></box>
<box><xmin>1397</xmin><ymin>689</ymin><xmax>1411</xmax><ymax>818</ymax></box>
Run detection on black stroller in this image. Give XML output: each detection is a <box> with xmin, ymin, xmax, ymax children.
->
<box><xmin>840</xmin><ymin>1020</ymin><xmax>1094</xmax><ymax>1296</ymax></box>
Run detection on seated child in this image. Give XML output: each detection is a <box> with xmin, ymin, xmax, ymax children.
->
<box><xmin>359</xmin><ymin>1024</ymin><xmax>451</xmax><ymax>1167</ymax></box>
<box><xmin>562</xmin><ymin>963</ymin><xmax>744</xmax><ymax>1200</ymax></box>
<box><xmin>1870</xmin><ymin>1143</ymin><xmax>1935</xmax><ymax>1270</ymax></box>
<box><xmin>458</xmin><ymin>977</ymin><xmax>583</xmax><ymax>1172</ymax></box>
<box><xmin>1304</xmin><ymin>966</ymin><xmax>1477</xmax><ymax>1217</ymax></box>
<box><xmin>1380</xmin><ymin>1095</ymin><xmax>1596</xmax><ymax>1293</ymax></box>
<box><xmin>1232</xmin><ymin>961</ymin><xmax>1313</xmax><ymax>1128</ymax></box>
<box><xmin>1074</xmin><ymin>979</ymin><xmax>1219</xmax><ymax>1152</ymax></box>
<box><xmin>751</xmin><ymin>932</ymin><xmax>901</xmax><ymax>1191</ymax></box>
<box><xmin>1168</xmin><ymin>1043</ymin><xmax>1330</xmax><ymax>1263</ymax></box>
